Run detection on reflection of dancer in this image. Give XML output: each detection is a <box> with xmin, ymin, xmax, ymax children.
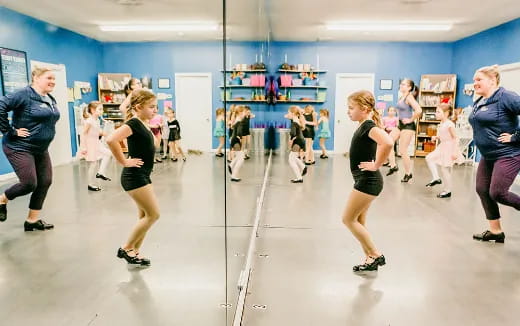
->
<box><xmin>470</xmin><ymin>65</ymin><xmax>520</xmax><ymax>243</ymax></box>
<box><xmin>0</xmin><ymin>67</ymin><xmax>60</xmax><ymax>230</ymax></box>
<box><xmin>81</xmin><ymin>101</ymin><xmax>112</xmax><ymax>191</ymax></box>
<box><xmin>107</xmin><ymin>89</ymin><xmax>160</xmax><ymax>266</ymax></box>
<box><xmin>285</xmin><ymin>106</ymin><xmax>307</xmax><ymax>183</ymax></box>
<box><xmin>303</xmin><ymin>105</ymin><xmax>317</xmax><ymax>165</ymax></box>
<box><xmin>226</xmin><ymin>105</ymin><xmax>236</xmax><ymax>162</ymax></box>
<box><xmin>241</xmin><ymin>106</ymin><xmax>255</xmax><ymax>159</ymax></box>
<box><xmin>317</xmin><ymin>109</ymin><xmax>330</xmax><ymax>159</ymax></box>
<box><xmin>425</xmin><ymin>104</ymin><xmax>463</xmax><ymax>198</ymax></box>
<box><xmin>214</xmin><ymin>108</ymin><xmax>226</xmax><ymax>157</ymax></box>
<box><xmin>228</xmin><ymin>106</ymin><xmax>246</xmax><ymax>182</ymax></box>
<box><xmin>388</xmin><ymin>79</ymin><xmax>422</xmax><ymax>182</ymax></box>
<box><xmin>342</xmin><ymin>91</ymin><xmax>393</xmax><ymax>272</ymax></box>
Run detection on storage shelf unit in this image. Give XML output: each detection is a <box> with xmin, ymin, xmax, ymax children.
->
<box><xmin>415</xmin><ymin>74</ymin><xmax>457</xmax><ymax>157</ymax></box>
<box><xmin>98</xmin><ymin>73</ymin><xmax>131</xmax><ymax>122</ymax></box>
<box><xmin>278</xmin><ymin>69</ymin><xmax>328</xmax><ymax>73</ymax></box>
<box><xmin>221</xmin><ymin>69</ymin><xmax>267</xmax><ymax>102</ymax></box>
<box><xmin>277</xmin><ymin>67</ymin><xmax>327</xmax><ymax>103</ymax></box>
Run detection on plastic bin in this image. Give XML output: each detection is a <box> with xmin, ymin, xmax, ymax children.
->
<box><xmin>250</xmin><ymin>128</ymin><xmax>265</xmax><ymax>153</ymax></box>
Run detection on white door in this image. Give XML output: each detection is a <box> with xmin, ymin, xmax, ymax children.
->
<box><xmin>30</xmin><ymin>60</ymin><xmax>72</xmax><ymax>166</ymax></box>
<box><xmin>334</xmin><ymin>73</ymin><xmax>375</xmax><ymax>153</ymax></box>
<box><xmin>500</xmin><ymin>62</ymin><xmax>520</xmax><ymax>94</ymax></box>
<box><xmin>174</xmin><ymin>73</ymin><xmax>212</xmax><ymax>151</ymax></box>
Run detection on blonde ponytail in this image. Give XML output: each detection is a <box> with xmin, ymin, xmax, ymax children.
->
<box><xmin>371</xmin><ymin>108</ymin><xmax>383</xmax><ymax>128</ymax></box>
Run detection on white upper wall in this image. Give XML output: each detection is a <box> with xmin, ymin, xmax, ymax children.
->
<box><xmin>1</xmin><ymin>0</ymin><xmax>519</xmax><ymax>42</ymax></box>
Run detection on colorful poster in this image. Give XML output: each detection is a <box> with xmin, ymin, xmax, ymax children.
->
<box><xmin>0</xmin><ymin>48</ymin><xmax>29</xmax><ymax>95</ymax></box>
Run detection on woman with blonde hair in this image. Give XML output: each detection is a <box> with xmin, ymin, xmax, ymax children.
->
<box><xmin>342</xmin><ymin>90</ymin><xmax>393</xmax><ymax>272</ymax></box>
<box><xmin>107</xmin><ymin>89</ymin><xmax>160</xmax><ymax>266</ymax></box>
<box><xmin>470</xmin><ymin>65</ymin><xmax>520</xmax><ymax>243</ymax></box>
<box><xmin>0</xmin><ymin>67</ymin><xmax>60</xmax><ymax>230</ymax></box>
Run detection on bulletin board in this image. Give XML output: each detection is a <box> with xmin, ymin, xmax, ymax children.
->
<box><xmin>0</xmin><ymin>47</ymin><xmax>29</xmax><ymax>95</ymax></box>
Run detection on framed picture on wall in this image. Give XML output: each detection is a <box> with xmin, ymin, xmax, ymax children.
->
<box><xmin>0</xmin><ymin>47</ymin><xmax>29</xmax><ymax>95</ymax></box>
<box><xmin>158</xmin><ymin>78</ymin><xmax>170</xmax><ymax>89</ymax></box>
<box><xmin>379</xmin><ymin>79</ymin><xmax>393</xmax><ymax>90</ymax></box>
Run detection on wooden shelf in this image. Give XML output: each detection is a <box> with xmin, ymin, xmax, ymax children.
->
<box><xmin>219</xmin><ymin>85</ymin><xmax>265</xmax><ymax>88</ymax></box>
<box><xmin>101</xmin><ymin>102</ymin><xmax>123</xmax><ymax>105</ymax></box>
<box><xmin>222</xmin><ymin>70</ymin><xmax>267</xmax><ymax>73</ymax></box>
<box><xmin>279</xmin><ymin>69</ymin><xmax>327</xmax><ymax>73</ymax></box>
<box><xmin>420</xmin><ymin>90</ymin><xmax>456</xmax><ymax>94</ymax></box>
<box><xmin>419</xmin><ymin>120</ymin><xmax>441</xmax><ymax>123</ymax></box>
<box><xmin>100</xmin><ymin>88</ymin><xmax>125</xmax><ymax>92</ymax></box>
<box><xmin>280</xmin><ymin>86</ymin><xmax>328</xmax><ymax>89</ymax></box>
<box><xmin>104</xmin><ymin>117</ymin><xmax>124</xmax><ymax>120</ymax></box>
<box><xmin>223</xmin><ymin>99</ymin><xmax>267</xmax><ymax>103</ymax></box>
<box><xmin>417</xmin><ymin>134</ymin><xmax>433</xmax><ymax>138</ymax></box>
<box><xmin>277</xmin><ymin>100</ymin><xmax>325</xmax><ymax>104</ymax></box>
<box><xmin>415</xmin><ymin>150</ymin><xmax>434</xmax><ymax>157</ymax></box>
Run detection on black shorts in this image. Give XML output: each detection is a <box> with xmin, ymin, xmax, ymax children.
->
<box><xmin>242</xmin><ymin>128</ymin><xmax>251</xmax><ymax>136</ymax></box>
<box><xmin>303</xmin><ymin>127</ymin><xmax>315</xmax><ymax>140</ymax></box>
<box><xmin>291</xmin><ymin>137</ymin><xmax>305</xmax><ymax>151</ymax></box>
<box><xmin>121</xmin><ymin>171</ymin><xmax>152</xmax><ymax>192</ymax></box>
<box><xmin>230</xmin><ymin>136</ymin><xmax>242</xmax><ymax>150</ymax></box>
<box><xmin>398</xmin><ymin>121</ymin><xmax>416</xmax><ymax>131</ymax></box>
<box><xmin>228</xmin><ymin>128</ymin><xmax>233</xmax><ymax>138</ymax></box>
<box><xmin>168</xmin><ymin>131</ymin><xmax>181</xmax><ymax>142</ymax></box>
<box><xmin>352</xmin><ymin>170</ymin><xmax>383</xmax><ymax>196</ymax></box>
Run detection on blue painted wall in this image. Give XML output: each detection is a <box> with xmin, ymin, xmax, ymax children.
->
<box><xmin>269</xmin><ymin>41</ymin><xmax>454</xmax><ymax>149</ymax></box>
<box><xmin>1</xmin><ymin>6</ymin><xmax>519</xmax><ymax>175</ymax></box>
<box><xmin>0</xmin><ymin>7</ymin><xmax>102</xmax><ymax>174</ymax></box>
<box><xmin>453</xmin><ymin>18</ymin><xmax>520</xmax><ymax>108</ymax></box>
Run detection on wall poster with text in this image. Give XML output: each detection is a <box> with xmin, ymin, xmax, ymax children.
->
<box><xmin>0</xmin><ymin>47</ymin><xmax>29</xmax><ymax>95</ymax></box>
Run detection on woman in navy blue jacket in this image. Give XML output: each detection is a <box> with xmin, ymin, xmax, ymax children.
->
<box><xmin>470</xmin><ymin>65</ymin><xmax>520</xmax><ymax>243</ymax></box>
<box><xmin>0</xmin><ymin>67</ymin><xmax>60</xmax><ymax>231</ymax></box>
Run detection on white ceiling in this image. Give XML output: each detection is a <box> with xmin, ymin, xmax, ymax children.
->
<box><xmin>1</xmin><ymin>0</ymin><xmax>519</xmax><ymax>42</ymax></box>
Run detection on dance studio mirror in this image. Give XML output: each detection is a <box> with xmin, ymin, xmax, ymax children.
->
<box><xmin>0</xmin><ymin>1</ymin><xmax>231</xmax><ymax>325</ymax></box>
<box><xmin>223</xmin><ymin>1</ymin><xmax>270</xmax><ymax>324</ymax></box>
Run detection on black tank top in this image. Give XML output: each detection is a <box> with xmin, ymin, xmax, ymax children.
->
<box><xmin>290</xmin><ymin>120</ymin><xmax>304</xmax><ymax>140</ymax></box>
<box><xmin>349</xmin><ymin>120</ymin><xmax>377</xmax><ymax>173</ymax></box>
<box><xmin>242</xmin><ymin>116</ymin><xmax>250</xmax><ymax>131</ymax></box>
<box><xmin>123</xmin><ymin>118</ymin><xmax>155</xmax><ymax>175</ymax></box>
<box><xmin>304</xmin><ymin>113</ymin><xmax>314</xmax><ymax>130</ymax></box>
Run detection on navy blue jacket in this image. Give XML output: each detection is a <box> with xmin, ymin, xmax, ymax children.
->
<box><xmin>469</xmin><ymin>87</ymin><xmax>520</xmax><ymax>160</ymax></box>
<box><xmin>0</xmin><ymin>86</ymin><xmax>61</xmax><ymax>153</ymax></box>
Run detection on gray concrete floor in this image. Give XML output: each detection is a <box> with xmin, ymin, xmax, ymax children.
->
<box><xmin>0</xmin><ymin>153</ymin><xmax>266</xmax><ymax>326</ymax></box>
<box><xmin>1</xmin><ymin>152</ymin><xmax>519</xmax><ymax>326</ymax></box>
<box><xmin>242</xmin><ymin>154</ymin><xmax>520</xmax><ymax>326</ymax></box>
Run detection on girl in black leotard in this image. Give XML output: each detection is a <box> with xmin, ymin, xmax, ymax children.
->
<box><xmin>303</xmin><ymin>105</ymin><xmax>317</xmax><ymax>165</ymax></box>
<box><xmin>228</xmin><ymin>106</ymin><xmax>246</xmax><ymax>181</ymax></box>
<box><xmin>342</xmin><ymin>90</ymin><xmax>393</xmax><ymax>273</ymax></box>
<box><xmin>284</xmin><ymin>106</ymin><xmax>307</xmax><ymax>183</ymax></box>
<box><xmin>107</xmin><ymin>89</ymin><xmax>160</xmax><ymax>267</ymax></box>
<box><xmin>241</xmin><ymin>106</ymin><xmax>255</xmax><ymax>159</ymax></box>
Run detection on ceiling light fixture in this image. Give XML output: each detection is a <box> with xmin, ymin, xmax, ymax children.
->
<box><xmin>99</xmin><ymin>24</ymin><xmax>219</xmax><ymax>32</ymax></box>
<box><xmin>326</xmin><ymin>22</ymin><xmax>452</xmax><ymax>32</ymax></box>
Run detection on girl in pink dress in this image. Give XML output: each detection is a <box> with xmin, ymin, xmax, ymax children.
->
<box><xmin>149</xmin><ymin>113</ymin><xmax>163</xmax><ymax>163</ymax></box>
<box><xmin>425</xmin><ymin>103</ymin><xmax>464</xmax><ymax>198</ymax></box>
<box><xmin>382</xmin><ymin>106</ymin><xmax>399</xmax><ymax>175</ymax></box>
<box><xmin>81</xmin><ymin>101</ymin><xmax>112</xmax><ymax>191</ymax></box>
